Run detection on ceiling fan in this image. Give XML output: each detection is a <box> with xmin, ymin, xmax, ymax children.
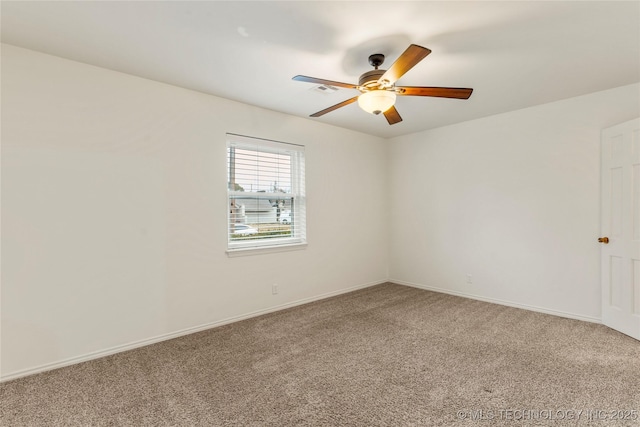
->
<box><xmin>293</xmin><ymin>44</ymin><xmax>473</xmax><ymax>125</ymax></box>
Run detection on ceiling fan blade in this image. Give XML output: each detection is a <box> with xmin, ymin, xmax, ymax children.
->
<box><xmin>396</xmin><ymin>86</ymin><xmax>473</xmax><ymax>99</ymax></box>
<box><xmin>378</xmin><ymin>44</ymin><xmax>431</xmax><ymax>85</ymax></box>
<box><xmin>309</xmin><ymin>96</ymin><xmax>359</xmax><ymax>117</ymax></box>
<box><xmin>292</xmin><ymin>75</ymin><xmax>357</xmax><ymax>89</ymax></box>
<box><xmin>383</xmin><ymin>106</ymin><xmax>403</xmax><ymax>125</ymax></box>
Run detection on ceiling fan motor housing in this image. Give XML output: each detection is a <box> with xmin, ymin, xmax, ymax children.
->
<box><xmin>359</xmin><ymin>69</ymin><xmax>386</xmax><ymax>88</ymax></box>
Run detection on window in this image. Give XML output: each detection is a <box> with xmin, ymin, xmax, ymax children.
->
<box><xmin>227</xmin><ymin>133</ymin><xmax>306</xmax><ymax>253</ymax></box>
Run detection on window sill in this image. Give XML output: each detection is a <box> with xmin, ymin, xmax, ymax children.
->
<box><xmin>226</xmin><ymin>242</ymin><xmax>308</xmax><ymax>257</ymax></box>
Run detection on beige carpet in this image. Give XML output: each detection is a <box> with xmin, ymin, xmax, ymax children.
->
<box><xmin>1</xmin><ymin>283</ymin><xmax>639</xmax><ymax>426</ymax></box>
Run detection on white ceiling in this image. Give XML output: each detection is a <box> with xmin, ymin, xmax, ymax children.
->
<box><xmin>2</xmin><ymin>1</ymin><xmax>639</xmax><ymax>138</ymax></box>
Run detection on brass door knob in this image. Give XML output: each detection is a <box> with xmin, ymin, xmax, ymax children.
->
<box><xmin>598</xmin><ymin>237</ymin><xmax>609</xmax><ymax>244</ymax></box>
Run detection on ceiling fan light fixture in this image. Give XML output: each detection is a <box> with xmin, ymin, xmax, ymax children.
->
<box><xmin>293</xmin><ymin>44</ymin><xmax>472</xmax><ymax>125</ymax></box>
<box><xmin>358</xmin><ymin>90</ymin><xmax>396</xmax><ymax>115</ymax></box>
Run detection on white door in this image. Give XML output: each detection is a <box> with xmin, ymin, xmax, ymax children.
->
<box><xmin>600</xmin><ymin>118</ymin><xmax>640</xmax><ymax>340</ymax></box>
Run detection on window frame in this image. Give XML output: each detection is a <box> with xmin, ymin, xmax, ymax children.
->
<box><xmin>226</xmin><ymin>133</ymin><xmax>307</xmax><ymax>256</ymax></box>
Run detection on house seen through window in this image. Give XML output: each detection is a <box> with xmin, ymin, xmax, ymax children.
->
<box><xmin>227</xmin><ymin>134</ymin><xmax>306</xmax><ymax>251</ymax></box>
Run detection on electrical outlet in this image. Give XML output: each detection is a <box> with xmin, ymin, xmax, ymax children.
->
<box><xmin>272</xmin><ymin>284</ymin><xmax>278</xmax><ymax>295</ymax></box>
<box><xmin>466</xmin><ymin>274</ymin><xmax>473</xmax><ymax>284</ymax></box>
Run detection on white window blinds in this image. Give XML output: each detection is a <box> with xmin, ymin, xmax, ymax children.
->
<box><xmin>227</xmin><ymin>134</ymin><xmax>306</xmax><ymax>251</ymax></box>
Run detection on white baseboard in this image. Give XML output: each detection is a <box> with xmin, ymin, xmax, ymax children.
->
<box><xmin>391</xmin><ymin>279</ymin><xmax>602</xmax><ymax>324</ymax></box>
<box><xmin>1</xmin><ymin>279</ymin><xmax>387</xmax><ymax>383</ymax></box>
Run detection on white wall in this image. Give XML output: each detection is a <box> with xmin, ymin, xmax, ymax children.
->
<box><xmin>388</xmin><ymin>83</ymin><xmax>640</xmax><ymax>321</ymax></box>
<box><xmin>0</xmin><ymin>45</ymin><xmax>389</xmax><ymax>380</ymax></box>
